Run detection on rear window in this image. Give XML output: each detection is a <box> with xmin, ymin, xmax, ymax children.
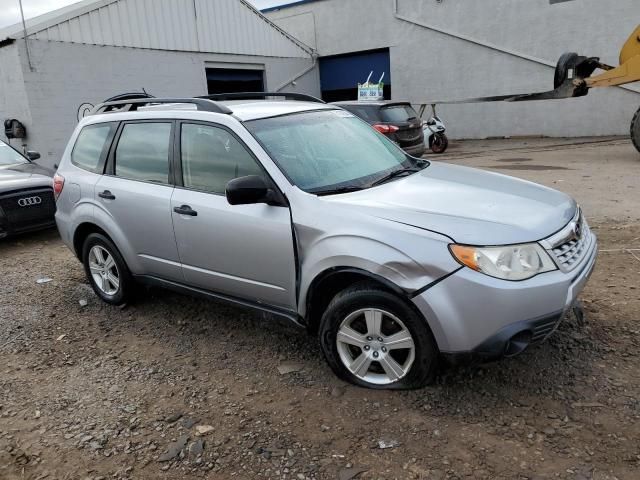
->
<box><xmin>71</xmin><ymin>123</ymin><xmax>115</xmax><ymax>172</ymax></box>
<box><xmin>114</xmin><ymin>122</ymin><xmax>171</xmax><ymax>184</ymax></box>
<box><xmin>380</xmin><ymin>105</ymin><xmax>419</xmax><ymax>123</ymax></box>
<box><xmin>339</xmin><ymin>105</ymin><xmax>381</xmax><ymax>123</ymax></box>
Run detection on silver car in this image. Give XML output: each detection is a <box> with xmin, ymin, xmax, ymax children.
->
<box><xmin>54</xmin><ymin>95</ymin><xmax>597</xmax><ymax>390</ymax></box>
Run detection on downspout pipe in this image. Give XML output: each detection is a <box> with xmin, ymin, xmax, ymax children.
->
<box><xmin>18</xmin><ymin>0</ymin><xmax>34</xmax><ymax>71</ymax></box>
<box><xmin>392</xmin><ymin>0</ymin><xmax>639</xmax><ymax>94</ymax></box>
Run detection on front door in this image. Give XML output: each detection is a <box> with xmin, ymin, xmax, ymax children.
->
<box><xmin>170</xmin><ymin>121</ymin><xmax>297</xmax><ymax>310</ymax></box>
<box><xmin>95</xmin><ymin>120</ymin><xmax>182</xmax><ymax>281</ymax></box>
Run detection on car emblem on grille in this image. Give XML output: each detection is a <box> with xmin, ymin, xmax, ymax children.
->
<box><xmin>17</xmin><ymin>196</ymin><xmax>42</xmax><ymax>207</ymax></box>
<box><xmin>571</xmin><ymin>220</ymin><xmax>582</xmax><ymax>241</ymax></box>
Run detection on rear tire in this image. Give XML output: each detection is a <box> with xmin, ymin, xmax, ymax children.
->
<box><xmin>82</xmin><ymin>233</ymin><xmax>133</xmax><ymax>305</ymax></box>
<box><xmin>430</xmin><ymin>133</ymin><xmax>449</xmax><ymax>154</ymax></box>
<box><xmin>319</xmin><ymin>283</ymin><xmax>439</xmax><ymax>390</ymax></box>
<box><xmin>631</xmin><ymin>106</ymin><xmax>640</xmax><ymax>154</ymax></box>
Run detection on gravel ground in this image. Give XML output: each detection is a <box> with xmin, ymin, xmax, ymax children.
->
<box><xmin>1</xmin><ymin>138</ymin><xmax>639</xmax><ymax>479</ymax></box>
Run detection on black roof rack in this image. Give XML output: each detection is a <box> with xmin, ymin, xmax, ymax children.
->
<box><xmin>199</xmin><ymin>92</ymin><xmax>325</xmax><ymax>104</ymax></box>
<box><xmin>90</xmin><ymin>98</ymin><xmax>233</xmax><ymax>115</ymax></box>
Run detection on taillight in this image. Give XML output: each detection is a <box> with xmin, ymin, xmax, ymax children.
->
<box><xmin>53</xmin><ymin>173</ymin><xmax>65</xmax><ymax>200</ymax></box>
<box><xmin>373</xmin><ymin>124</ymin><xmax>400</xmax><ymax>134</ymax></box>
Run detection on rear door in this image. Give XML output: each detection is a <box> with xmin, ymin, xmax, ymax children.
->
<box><xmin>170</xmin><ymin>121</ymin><xmax>297</xmax><ymax>310</ymax></box>
<box><xmin>95</xmin><ymin>120</ymin><xmax>182</xmax><ymax>281</ymax></box>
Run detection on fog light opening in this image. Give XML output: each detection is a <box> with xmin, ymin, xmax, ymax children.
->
<box><xmin>504</xmin><ymin>331</ymin><xmax>533</xmax><ymax>358</ymax></box>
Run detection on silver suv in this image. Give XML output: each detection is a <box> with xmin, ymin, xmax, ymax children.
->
<box><xmin>55</xmin><ymin>94</ymin><xmax>597</xmax><ymax>389</ymax></box>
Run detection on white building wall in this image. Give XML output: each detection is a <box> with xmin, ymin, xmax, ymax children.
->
<box><xmin>7</xmin><ymin>39</ymin><xmax>319</xmax><ymax>167</ymax></box>
<box><xmin>0</xmin><ymin>41</ymin><xmax>32</xmax><ymax>151</ymax></box>
<box><xmin>267</xmin><ymin>0</ymin><xmax>640</xmax><ymax>139</ymax></box>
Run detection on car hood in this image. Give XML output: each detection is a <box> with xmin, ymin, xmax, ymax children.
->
<box><xmin>0</xmin><ymin>163</ymin><xmax>54</xmax><ymax>192</ymax></box>
<box><xmin>326</xmin><ymin>162</ymin><xmax>577</xmax><ymax>245</ymax></box>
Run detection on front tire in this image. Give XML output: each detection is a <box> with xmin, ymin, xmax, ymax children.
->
<box><xmin>319</xmin><ymin>283</ymin><xmax>439</xmax><ymax>389</ymax></box>
<box><xmin>82</xmin><ymin>233</ymin><xmax>133</xmax><ymax>305</ymax></box>
<box><xmin>631</xmin><ymin>106</ymin><xmax>640</xmax><ymax>154</ymax></box>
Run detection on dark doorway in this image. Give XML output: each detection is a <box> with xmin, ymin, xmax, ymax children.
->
<box><xmin>319</xmin><ymin>48</ymin><xmax>391</xmax><ymax>102</ymax></box>
<box><xmin>206</xmin><ymin>68</ymin><xmax>265</xmax><ymax>94</ymax></box>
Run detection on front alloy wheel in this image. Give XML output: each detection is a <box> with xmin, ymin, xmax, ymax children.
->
<box><xmin>320</xmin><ymin>283</ymin><xmax>438</xmax><ymax>389</ymax></box>
<box><xmin>336</xmin><ymin>308</ymin><xmax>415</xmax><ymax>385</ymax></box>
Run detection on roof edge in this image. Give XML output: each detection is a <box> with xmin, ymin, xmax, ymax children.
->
<box><xmin>261</xmin><ymin>0</ymin><xmax>322</xmax><ymax>13</ymax></box>
<box><xmin>0</xmin><ymin>0</ymin><xmax>116</xmax><ymax>40</ymax></box>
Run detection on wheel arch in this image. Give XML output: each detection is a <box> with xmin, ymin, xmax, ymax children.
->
<box><xmin>304</xmin><ymin>267</ymin><xmax>409</xmax><ymax>335</ymax></box>
<box><xmin>73</xmin><ymin>222</ymin><xmax>110</xmax><ymax>259</ymax></box>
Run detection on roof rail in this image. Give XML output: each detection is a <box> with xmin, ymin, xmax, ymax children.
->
<box><xmin>199</xmin><ymin>92</ymin><xmax>325</xmax><ymax>104</ymax></box>
<box><xmin>90</xmin><ymin>98</ymin><xmax>233</xmax><ymax>115</ymax></box>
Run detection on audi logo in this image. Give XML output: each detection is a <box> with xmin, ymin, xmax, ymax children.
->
<box><xmin>18</xmin><ymin>196</ymin><xmax>42</xmax><ymax>207</ymax></box>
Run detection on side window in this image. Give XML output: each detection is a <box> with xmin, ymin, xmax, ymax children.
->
<box><xmin>71</xmin><ymin>123</ymin><xmax>114</xmax><ymax>172</ymax></box>
<box><xmin>180</xmin><ymin>123</ymin><xmax>264</xmax><ymax>194</ymax></box>
<box><xmin>114</xmin><ymin>123</ymin><xmax>171</xmax><ymax>184</ymax></box>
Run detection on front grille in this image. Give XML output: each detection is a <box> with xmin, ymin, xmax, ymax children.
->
<box><xmin>0</xmin><ymin>188</ymin><xmax>56</xmax><ymax>233</ymax></box>
<box><xmin>543</xmin><ymin>210</ymin><xmax>592</xmax><ymax>273</ymax></box>
<box><xmin>552</xmin><ymin>220</ymin><xmax>590</xmax><ymax>269</ymax></box>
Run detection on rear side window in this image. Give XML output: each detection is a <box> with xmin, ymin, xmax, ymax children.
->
<box><xmin>71</xmin><ymin>124</ymin><xmax>115</xmax><ymax>172</ymax></box>
<box><xmin>180</xmin><ymin>123</ymin><xmax>264</xmax><ymax>194</ymax></box>
<box><xmin>114</xmin><ymin>123</ymin><xmax>171</xmax><ymax>184</ymax></box>
<box><xmin>380</xmin><ymin>105</ymin><xmax>419</xmax><ymax>123</ymax></box>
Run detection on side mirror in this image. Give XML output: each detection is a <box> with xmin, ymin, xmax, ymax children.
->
<box><xmin>226</xmin><ymin>175</ymin><xmax>279</xmax><ymax>206</ymax></box>
<box><xmin>26</xmin><ymin>151</ymin><xmax>41</xmax><ymax>161</ymax></box>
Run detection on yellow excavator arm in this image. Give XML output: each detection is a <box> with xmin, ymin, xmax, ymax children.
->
<box><xmin>586</xmin><ymin>25</ymin><xmax>640</xmax><ymax>88</ymax></box>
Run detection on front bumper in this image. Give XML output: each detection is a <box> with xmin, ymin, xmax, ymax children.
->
<box><xmin>412</xmin><ymin>231</ymin><xmax>597</xmax><ymax>358</ymax></box>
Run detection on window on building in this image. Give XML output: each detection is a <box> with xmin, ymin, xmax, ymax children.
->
<box><xmin>115</xmin><ymin>123</ymin><xmax>171</xmax><ymax>184</ymax></box>
<box><xmin>205</xmin><ymin>68</ymin><xmax>264</xmax><ymax>94</ymax></box>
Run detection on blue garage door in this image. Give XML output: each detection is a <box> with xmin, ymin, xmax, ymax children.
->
<box><xmin>319</xmin><ymin>48</ymin><xmax>391</xmax><ymax>102</ymax></box>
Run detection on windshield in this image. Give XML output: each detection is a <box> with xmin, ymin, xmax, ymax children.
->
<box><xmin>380</xmin><ymin>105</ymin><xmax>418</xmax><ymax>123</ymax></box>
<box><xmin>246</xmin><ymin>110</ymin><xmax>423</xmax><ymax>193</ymax></box>
<box><xmin>0</xmin><ymin>142</ymin><xmax>28</xmax><ymax>166</ymax></box>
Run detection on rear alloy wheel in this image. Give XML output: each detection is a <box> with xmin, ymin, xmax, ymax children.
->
<box><xmin>319</xmin><ymin>283</ymin><xmax>438</xmax><ymax>389</ymax></box>
<box><xmin>88</xmin><ymin>245</ymin><xmax>120</xmax><ymax>296</ymax></box>
<box><xmin>82</xmin><ymin>233</ymin><xmax>133</xmax><ymax>305</ymax></box>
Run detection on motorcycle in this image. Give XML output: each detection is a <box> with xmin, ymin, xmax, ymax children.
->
<box><xmin>422</xmin><ymin>105</ymin><xmax>449</xmax><ymax>154</ymax></box>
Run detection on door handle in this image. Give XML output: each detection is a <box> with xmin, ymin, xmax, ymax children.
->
<box><xmin>98</xmin><ymin>190</ymin><xmax>116</xmax><ymax>200</ymax></box>
<box><xmin>173</xmin><ymin>205</ymin><xmax>198</xmax><ymax>216</ymax></box>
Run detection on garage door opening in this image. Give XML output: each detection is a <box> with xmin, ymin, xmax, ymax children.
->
<box><xmin>206</xmin><ymin>68</ymin><xmax>265</xmax><ymax>94</ymax></box>
<box><xmin>319</xmin><ymin>48</ymin><xmax>391</xmax><ymax>102</ymax></box>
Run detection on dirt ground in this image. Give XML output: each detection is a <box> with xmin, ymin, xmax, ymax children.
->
<box><xmin>1</xmin><ymin>137</ymin><xmax>639</xmax><ymax>480</ymax></box>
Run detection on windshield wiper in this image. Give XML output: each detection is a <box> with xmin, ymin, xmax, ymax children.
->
<box><xmin>313</xmin><ymin>185</ymin><xmax>366</xmax><ymax>196</ymax></box>
<box><xmin>371</xmin><ymin>167</ymin><xmax>422</xmax><ymax>187</ymax></box>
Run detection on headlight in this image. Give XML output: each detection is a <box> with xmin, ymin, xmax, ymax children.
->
<box><xmin>449</xmin><ymin>243</ymin><xmax>557</xmax><ymax>281</ymax></box>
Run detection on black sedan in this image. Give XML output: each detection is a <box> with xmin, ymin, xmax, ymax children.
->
<box><xmin>0</xmin><ymin>140</ymin><xmax>56</xmax><ymax>238</ymax></box>
<box><xmin>332</xmin><ymin>101</ymin><xmax>425</xmax><ymax>157</ymax></box>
